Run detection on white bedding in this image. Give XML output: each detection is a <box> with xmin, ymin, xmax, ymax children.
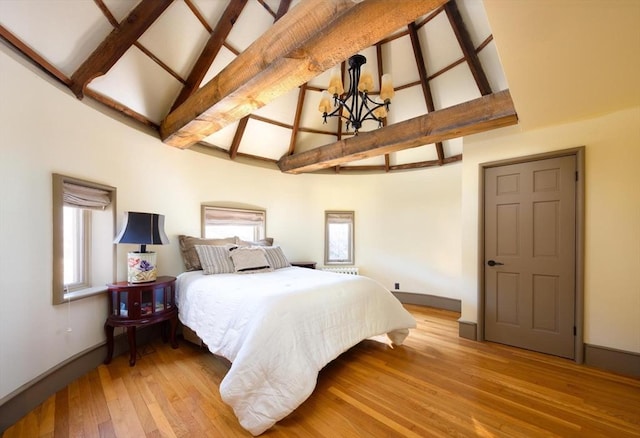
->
<box><xmin>176</xmin><ymin>267</ymin><xmax>416</xmax><ymax>435</ymax></box>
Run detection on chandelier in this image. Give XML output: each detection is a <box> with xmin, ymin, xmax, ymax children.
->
<box><xmin>318</xmin><ymin>54</ymin><xmax>394</xmax><ymax>134</ymax></box>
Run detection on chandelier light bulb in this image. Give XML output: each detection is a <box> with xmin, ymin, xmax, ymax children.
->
<box><xmin>372</xmin><ymin>99</ymin><xmax>387</xmax><ymax>119</ymax></box>
<box><xmin>318</xmin><ymin>90</ymin><xmax>332</xmax><ymax>114</ymax></box>
<box><xmin>380</xmin><ymin>74</ymin><xmax>395</xmax><ymax>102</ymax></box>
<box><xmin>327</xmin><ymin>67</ymin><xmax>344</xmax><ymax>96</ymax></box>
<box><xmin>358</xmin><ymin>65</ymin><xmax>374</xmax><ymax>93</ymax></box>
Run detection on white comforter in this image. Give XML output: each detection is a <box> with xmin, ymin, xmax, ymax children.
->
<box><xmin>176</xmin><ymin>267</ymin><xmax>416</xmax><ymax>435</ymax></box>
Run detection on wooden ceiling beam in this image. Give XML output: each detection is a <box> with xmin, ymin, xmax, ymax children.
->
<box><xmin>276</xmin><ymin>0</ymin><xmax>293</xmax><ymax>20</ymax></box>
<box><xmin>445</xmin><ymin>0</ymin><xmax>492</xmax><ymax>96</ymax></box>
<box><xmin>390</xmin><ymin>154</ymin><xmax>462</xmax><ymax>171</ymax></box>
<box><xmin>0</xmin><ymin>24</ymin><xmax>71</xmax><ymax>87</ymax></box>
<box><xmin>94</xmin><ymin>0</ymin><xmax>120</xmax><ymax>27</ymax></box>
<box><xmin>408</xmin><ymin>21</ymin><xmax>446</xmax><ymax>165</ymax></box>
<box><xmin>287</xmin><ymin>84</ymin><xmax>307</xmax><ymax>156</ymax></box>
<box><xmin>277</xmin><ymin>90</ymin><xmax>518</xmax><ymax>174</ymax></box>
<box><xmin>160</xmin><ymin>0</ymin><xmax>447</xmax><ymax>149</ymax></box>
<box><xmin>408</xmin><ymin>22</ymin><xmax>435</xmax><ymax>113</ymax></box>
<box><xmin>170</xmin><ymin>0</ymin><xmax>248</xmax><ymax>111</ymax></box>
<box><xmin>84</xmin><ymin>88</ymin><xmax>158</xmax><ymax>129</ymax></box>
<box><xmin>229</xmin><ymin>116</ymin><xmax>249</xmax><ymax>159</ymax></box>
<box><xmin>230</xmin><ymin>0</ymin><xmax>292</xmax><ymax>159</ymax></box>
<box><xmin>94</xmin><ymin>0</ymin><xmax>183</xmax><ymax>85</ymax></box>
<box><xmin>184</xmin><ymin>0</ymin><xmax>213</xmax><ymax>32</ymax></box>
<box><xmin>374</xmin><ymin>43</ymin><xmax>391</xmax><ymax>171</ymax></box>
<box><xmin>338</xmin><ymin>154</ymin><xmax>463</xmax><ymax>173</ymax></box>
<box><xmin>69</xmin><ymin>0</ymin><xmax>172</xmax><ymax>98</ymax></box>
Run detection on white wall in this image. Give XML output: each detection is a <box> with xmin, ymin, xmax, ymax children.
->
<box><xmin>461</xmin><ymin>107</ymin><xmax>640</xmax><ymax>353</ymax></box>
<box><xmin>0</xmin><ymin>46</ymin><xmax>462</xmax><ymax>400</ymax></box>
<box><xmin>1</xmin><ymin>32</ymin><xmax>638</xmax><ymax>406</ymax></box>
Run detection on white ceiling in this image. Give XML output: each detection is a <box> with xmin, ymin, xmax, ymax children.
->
<box><xmin>1</xmin><ymin>0</ymin><xmax>637</xmax><ymax>172</ymax></box>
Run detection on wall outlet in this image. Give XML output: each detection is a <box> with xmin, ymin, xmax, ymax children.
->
<box><xmin>394</xmin><ymin>282</ymin><xmax>400</xmax><ymax>290</ymax></box>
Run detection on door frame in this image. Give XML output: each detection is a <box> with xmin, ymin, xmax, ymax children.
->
<box><xmin>478</xmin><ymin>146</ymin><xmax>585</xmax><ymax>363</ymax></box>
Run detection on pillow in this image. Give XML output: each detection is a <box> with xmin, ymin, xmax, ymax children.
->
<box><xmin>236</xmin><ymin>237</ymin><xmax>274</xmax><ymax>247</ymax></box>
<box><xmin>261</xmin><ymin>246</ymin><xmax>291</xmax><ymax>270</ymax></box>
<box><xmin>230</xmin><ymin>247</ymin><xmax>273</xmax><ymax>274</ymax></box>
<box><xmin>179</xmin><ymin>235</ymin><xmax>236</xmax><ymax>271</ymax></box>
<box><xmin>194</xmin><ymin>244</ymin><xmax>237</xmax><ymax>275</ymax></box>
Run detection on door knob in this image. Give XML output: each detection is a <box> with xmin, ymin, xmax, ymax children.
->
<box><xmin>487</xmin><ymin>260</ymin><xmax>504</xmax><ymax>266</ymax></box>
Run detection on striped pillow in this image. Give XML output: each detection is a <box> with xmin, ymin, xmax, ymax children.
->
<box><xmin>261</xmin><ymin>246</ymin><xmax>291</xmax><ymax>270</ymax></box>
<box><xmin>194</xmin><ymin>244</ymin><xmax>236</xmax><ymax>275</ymax></box>
<box><xmin>179</xmin><ymin>235</ymin><xmax>236</xmax><ymax>271</ymax></box>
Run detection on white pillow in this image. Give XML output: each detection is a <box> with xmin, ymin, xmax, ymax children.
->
<box><xmin>230</xmin><ymin>247</ymin><xmax>273</xmax><ymax>274</ymax></box>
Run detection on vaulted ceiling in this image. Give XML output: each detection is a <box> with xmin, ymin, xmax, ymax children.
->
<box><xmin>2</xmin><ymin>0</ymin><xmax>517</xmax><ymax>173</ymax></box>
<box><xmin>3</xmin><ymin>0</ymin><xmax>638</xmax><ymax>174</ymax></box>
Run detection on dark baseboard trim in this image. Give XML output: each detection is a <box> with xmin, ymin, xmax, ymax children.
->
<box><xmin>453</xmin><ymin>325</ymin><xmax>639</xmax><ymax>378</ymax></box>
<box><xmin>584</xmin><ymin>343</ymin><xmax>640</xmax><ymax>378</ymax></box>
<box><xmin>457</xmin><ymin>320</ymin><xmax>478</xmax><ymax>341</ymax></box>
<box><xmin>0</xmin><ymin>326</ymin><xmax>161</xmax><ymax>435</ymax></box>
<box><xmin>393</xmin><ymin>291</ymin><xmax>461</xmax><ymax>312</ymax></box>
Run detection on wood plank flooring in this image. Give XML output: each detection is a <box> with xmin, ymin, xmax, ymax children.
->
<box><xmin>3</xmin><ymin>305</ymin><xmax>639</xmax><ymax>437</ymax></box>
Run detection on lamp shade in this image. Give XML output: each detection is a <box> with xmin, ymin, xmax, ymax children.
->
<box><xmin>114</xmin><ymin>212</ymin><xmax>169</xmax><ymax>248</ymax></box>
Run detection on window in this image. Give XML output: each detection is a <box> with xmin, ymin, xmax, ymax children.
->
<box><xmin>201</xmin><ymin>205</ymin><xmax>266</xmax><ymax>241</ymax></box>
<box><xmin>63</xmin><ymin>206</ymin><xmax>89</xmax><ymax>288</ymax></box>
<box><xmin>325</xmin><ymin>211</ymin><xmax>354</xmax><ymax>265</ymax></box>
<box><xmin>52</xmin><ymin>174</ymin><xmax>117</xmax><ymax>304</ymax></box>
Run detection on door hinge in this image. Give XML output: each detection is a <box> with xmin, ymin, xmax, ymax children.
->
<box><xmin>575</xmin><ymin>171</ymin><xmax>579</xmax><ymax>181</ymax></box>
<box><xmin>573</xmin><ymin>326</ymin><xmax>577</xmax><ymax>336</ymax></box>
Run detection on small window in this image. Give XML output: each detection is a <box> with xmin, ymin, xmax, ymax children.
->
<box><xmin>325</xmin><ymin>211</ymin><xmax>354</xmax><ymax>265</ymax></box>
<box><xmin>202</xmin><ymin>206</ymin><xmax>265</xmax><ymax>241</ymax></box>
<box><xmin>52</xmin><ymin>174</ymin><xmax>117</xmax><ymax>304</ymax></box>
<box><xmin>63</xmin><ymin>206</ymin><xmax>90</xmax><ymax>289</ymax></box>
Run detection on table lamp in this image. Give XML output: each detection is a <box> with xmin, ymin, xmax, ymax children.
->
<box><xmin>114</xmin><ymin>212</ymin><xmax>169</xmax><ymax>283</ymax></box>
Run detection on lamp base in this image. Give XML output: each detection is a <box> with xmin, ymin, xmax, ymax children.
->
<box><xmin>127</xmin><ymin>252</ymin><xmax>158</xmax><ymax>283</ymax></box>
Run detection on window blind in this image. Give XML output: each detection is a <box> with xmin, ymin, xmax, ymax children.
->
<box><xmin>204</xmin><ymin>208</ymin><xmax>265</xmax><ymax>225</ymax></box>
<box><xmin>63</xmin><ymin>182</ymin><xmax>112</xmax><ymax>210</ymax></box>
<box><xmin>327</xmin><ymin>212</ymin><xmax>353</xmax><ymax>224</ymax></box>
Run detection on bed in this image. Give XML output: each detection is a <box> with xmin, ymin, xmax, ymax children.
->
<box><xmin>175</xmin><ymin>240</ymin><xmax>416</xmax><ymax>435</ymax></box>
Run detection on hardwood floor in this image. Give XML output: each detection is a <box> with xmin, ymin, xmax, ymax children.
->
<box><xmin>3</xmin><ymin>305</ymin><xmax>639</xmax><ymax>437</ymax></box>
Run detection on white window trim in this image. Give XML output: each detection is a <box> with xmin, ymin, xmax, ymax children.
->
<box><xmin>64</xmin><ymin>285</ymin><xmax>109</xmax><ymax>301</ymax></box>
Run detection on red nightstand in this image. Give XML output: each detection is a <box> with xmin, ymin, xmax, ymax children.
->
<box><xmin>104</xmin><ymin>276</ymin><xmax>178</xmax><ymax>366</ymax></box>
